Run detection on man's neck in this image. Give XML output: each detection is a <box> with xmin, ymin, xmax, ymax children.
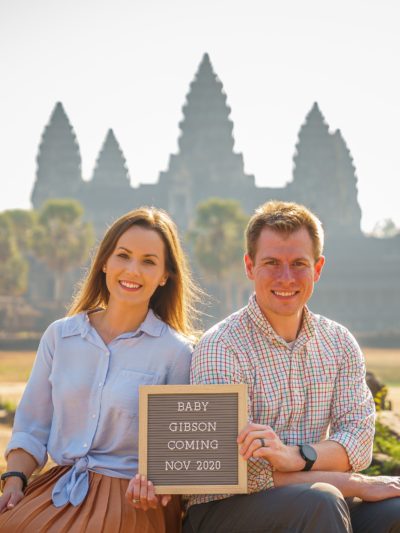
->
<box><xmin>261</xmin><ymin>309</ymin><xmax>304</xmax><ymax>343</ymax></box>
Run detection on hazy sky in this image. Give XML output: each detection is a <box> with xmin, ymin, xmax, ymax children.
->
<box><xmin>1</xmin><ymin>0</ymin><xmax>399</xmax><ymax>232</ymax></box>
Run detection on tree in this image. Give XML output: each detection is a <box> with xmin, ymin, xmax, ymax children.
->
<box><xmin>4</xmin><ymin>209</ymin><xmax>37</xmax><ymax>249</ymax></box>
<box><xmin>0</xmin><ymin>213</ymin><xmax>28</xmax><ymax>296</ymax></box>
<box><xmin>31</xmin><ymin>199</ymin><xmax>94</xmax><ymax>304</ymax></box>
<box><xmin>188</xmin><ymin>198</ymin><xmax>249</xmax><ymax>315</ymax></box>
<box><xmin>371</xmin><ymin>218</ymin><xmax>399</xmax><ymax>238</ymax></box>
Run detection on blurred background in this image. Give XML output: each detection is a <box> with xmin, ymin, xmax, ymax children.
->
<box><xmin>0</xmin><ymin>0</ymin><xmax>399</xmax><ymax>474</ymax></box>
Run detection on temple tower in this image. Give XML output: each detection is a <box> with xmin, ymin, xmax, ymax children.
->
<box><xmin>31</xmin><ymin>102</ymin><xmax>82</xmax><ymax>208</ymax></box>
<box><xmin>289</xmin><ymin>103</ymin><xmax>362</xmax><ymax>235</ymax></box>
<box><xmin>159</xmin><ymin>53</ymin><xmax>255</xmax><ymax>229</ymax></box>
<box><xmin>82</xmin><ymin>129</ymin><xmax>134</xmax><ymax>234</ymax></box>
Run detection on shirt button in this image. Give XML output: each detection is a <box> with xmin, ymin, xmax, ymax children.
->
<box><xmin>92</xmin><ymin>414</ymin><xmax>96</xmax><ymax>419</ymax></box>
<box><xmin>98</xmin><ymin>382</ymin><xmax>102</xmax><ymax>387</ymax></box>
<box><xmin>83</xmin><ymin>443</ymin><xmax>88</xmax><ymax>448</ymax></box>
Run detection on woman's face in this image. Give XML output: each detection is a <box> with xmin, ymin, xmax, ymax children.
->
<box><xmin>104</xmin><ymin>225</ymin><xmax>168</xmax><ymax>312</ymax></box>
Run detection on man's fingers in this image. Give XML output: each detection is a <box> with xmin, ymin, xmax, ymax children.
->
<box><xmin>239</xmin><ymin>429</ymin><xmax>276</xmax><ymax>456</ymax></box>
<box><xmin>237</xmin><ymin>423</ymin><xmax>270</xmax><ymax>443</ymax></box>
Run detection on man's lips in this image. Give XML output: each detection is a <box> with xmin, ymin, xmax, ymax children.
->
<box><xmin>271</xmin><ymin>290</ymin><xmax>298</xmax><ymax>297</ymax></box>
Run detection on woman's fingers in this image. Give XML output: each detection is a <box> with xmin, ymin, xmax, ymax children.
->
<box><xmin>0</xmin><ymin>490</ymin><xmax>24</xmax><ymax>514</ymax></box>
<box><xmin>160</xmin><ymin>494</ymin><xmax>172</xmax><ymax>507</ymax></box>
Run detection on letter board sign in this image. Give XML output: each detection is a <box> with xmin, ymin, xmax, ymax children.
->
<box><xmin>139</xmin><ymin>384</ymin><xmax>248</xmax><ymax>494</ymax></box>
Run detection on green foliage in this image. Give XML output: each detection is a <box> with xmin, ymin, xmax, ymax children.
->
<box><xmin>0</xmin><ymin>214</ymin><xmax>28</xmax><ymax>296</ymax></box>
<box><xmin>31</xmin><ymin>199</ymin><xmax>94</xmax><ymax>302</ymax></box>
<box><xmin>4</xmin><ymin>209</ymin><xmax>37</xmax><ymax>249</ymax></box>
<box><xmin>188</xmin><ymin>198</ymin><xmax>248</xmax><ymax>281</ymax></box>
<box><xmin>362</xmin><ymin>383</ymin><xmax>400</xmax><ymax>476</ymax></box>
<box><xmin>373</xmin><ymin>421</ymin><xmax>400</xmax><ymax>461</ymax></box>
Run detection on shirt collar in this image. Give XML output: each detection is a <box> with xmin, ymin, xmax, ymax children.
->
<box><xmin>246</xmin><ymin>292</ymin><xmax>316</xmax><ymax>346</ymax></box>
<box><xmin>61</xmin><ymin>308</ymin><xmax>165</xmax><ymax>339</ymax></box>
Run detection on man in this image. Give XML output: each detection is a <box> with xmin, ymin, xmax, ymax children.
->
<box><xmin>184</xmin><ymin>201</ymin><xmax>400</xmax><ymax>533</ymax></box>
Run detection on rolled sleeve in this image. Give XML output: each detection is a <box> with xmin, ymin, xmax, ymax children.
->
<box><xmin>5</xmin><ymin>327</ymin><xmax>55</xmax><ymax>468</ymax></box>
<box><xmin>328</xmin><ymin>330</ymin><xmax>375</xmax><ymax>471</ymax></box>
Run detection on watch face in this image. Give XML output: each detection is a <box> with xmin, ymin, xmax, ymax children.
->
<box><xmin>302</xmin><ymin>444</ymin><xmax>317</xmax><ymax>462</ymax></box>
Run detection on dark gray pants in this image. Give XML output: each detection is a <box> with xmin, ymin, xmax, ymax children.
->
<box><xmin>183</xmin><ymin>483</ymin><xmax>400</xmax><ymax>533</ymax></box>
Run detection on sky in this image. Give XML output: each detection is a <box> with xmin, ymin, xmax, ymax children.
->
<box><xmin>1</xmin><ymin>0</ymin><xmax>399</xmax><ymax>233</ymax></box>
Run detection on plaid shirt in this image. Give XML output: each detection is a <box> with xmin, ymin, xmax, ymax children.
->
<box><xmin>187</xmin><ymin>294</ymin><xmax>375</xmax><ymax>508</ymax></box>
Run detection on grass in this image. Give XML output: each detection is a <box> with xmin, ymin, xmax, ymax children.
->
<box><xmin>0</xmin><ymin>351</ymin><xmax>36</xmax><ymax>383</ymax></box>
<box><xmin>363</xmin><ymin>348</ymin><xmax>400</xmax><ymax>386</ymax></box>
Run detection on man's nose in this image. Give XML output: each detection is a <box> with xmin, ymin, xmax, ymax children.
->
<box><xmin>279</xmin><ymin>264</ymin><xmax>295</xmax><ymax>282</ymax></box>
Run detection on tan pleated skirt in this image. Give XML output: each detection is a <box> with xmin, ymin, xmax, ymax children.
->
<box><xmin>0</xmin><ymin>466</ymin><xmax>182</xmax><ymax>533</ymax></box>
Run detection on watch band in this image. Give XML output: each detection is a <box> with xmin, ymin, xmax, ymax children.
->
<box><xmin>299</xmin><ymin>444</ymin><xmax>317</xmax><ymax>471</ymax></box>
<box><xmin>0</xmin><ymin>471</ymin><xmax>28</xmax><ymax>492</ymax></box>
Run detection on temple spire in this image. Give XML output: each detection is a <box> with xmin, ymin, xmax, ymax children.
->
<box><xmin>31</xmin><ymin>102</ymin><xmax>82</xmax><ymax>208</ymax></box>
<box><xmin>159</xmin><ymin>53</ymin><xmax>254</xmax><ymax>229</ymax></box>
<box><xmin>90</xmin><ymin>129</ymin><xmax>130</xmax><ymax>188</ymax></box>
<box><xmin>290</xmin><ymin>102</ymin><xmax>361</xmax><ymax>234</ymax></box>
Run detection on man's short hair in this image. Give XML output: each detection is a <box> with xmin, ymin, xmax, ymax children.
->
<box><xmin>246</xmin><ymin>201</ymin><xmax>324</xmax><ymax>262</ymax></box>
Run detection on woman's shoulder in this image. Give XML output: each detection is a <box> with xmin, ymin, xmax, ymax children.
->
<box><xmin>42</xmin><ymin>312</ymin><xmax>88</xmax><ymax>341</ymax></box>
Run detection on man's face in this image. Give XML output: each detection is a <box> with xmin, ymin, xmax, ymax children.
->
<box><xmin>244</xmin><ymin>227</ymin><xmax>325</xmax><ymax>325</ymax></box>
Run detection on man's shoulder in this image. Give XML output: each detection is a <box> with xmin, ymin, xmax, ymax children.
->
<box><xmin>311</xmin><ymin>311</ymin><xmax>360</xmax><ymax>349</ymax></box>
<box><xmin>196</xmin><ymin>305</ymin><xmax>250</xmax><ymax>349</ymax></box>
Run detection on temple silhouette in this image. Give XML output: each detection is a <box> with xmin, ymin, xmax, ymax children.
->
<box><xmin>30</xmin><ymin>53</ymin><xmax>400</xmax><ymax>337</ymax></box>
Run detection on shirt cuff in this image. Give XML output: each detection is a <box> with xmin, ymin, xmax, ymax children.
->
<box><xmin>328</xmin><ymin>432</ymin><xmax>373</xmax><ymax>472</ymax></box>
<box><xmin>5</xmin><ymin>431</ymin><xmax>48</xmax><ymax>468</ymax></box>
<box><xmin>248</xmin><ymin>458</ymin><xmax>275</xmax><ymax>492</ymax></box>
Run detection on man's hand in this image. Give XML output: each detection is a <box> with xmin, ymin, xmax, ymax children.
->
<box><xmin>352</xmin><ymin>474</ymin><xmax>400</xmax><ymax>502</ymax></box>
<box><xmin>237</xmin><ymin>422</ymin><xmax>304</xmax><ymax>472</ymax></box>
<box><xmin>125</xmin><ymin>474</ymin><xmax>171</xmax><ymax>511</ymax></box>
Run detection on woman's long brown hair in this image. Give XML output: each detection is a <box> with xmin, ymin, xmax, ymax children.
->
<box><xmin>68</xmin><ymin>207</ymin><xmax>201</xmax><ymax>339</ymax></box>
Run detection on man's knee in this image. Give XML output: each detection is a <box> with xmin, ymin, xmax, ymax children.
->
<box><xmin>309</xmin><ymin>482</ymin><xmax>346</xmax><ymax>503</ymax></box>
<box><xmin>301</xmin><ymin>483</ymin><xmax>351</xmax><ymax>532</ymax></box>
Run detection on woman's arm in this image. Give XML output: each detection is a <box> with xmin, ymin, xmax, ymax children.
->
<box><xmin>0</xmin><ymin>449</ymin><xmax>39</xmax><ymax>512</ymax></box>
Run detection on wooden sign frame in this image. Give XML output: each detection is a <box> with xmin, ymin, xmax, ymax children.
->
<box><xmin>139</xmin><ymin>384</ymin><xmax>248</xmax><ymax>494</ymax></box>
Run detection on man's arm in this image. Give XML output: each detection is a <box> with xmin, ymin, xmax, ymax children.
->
<box><xmin>238</xmin><ymin>423</ymin><xmax>350</xmax><ymax>472</ymax></box>
<box><xmin>273</xmin><ymin>471</ymin><xmax>400</xmax><ymax>502</ymax></box>
<box><xmin>327</xmin><ymin>328</ymin><xmax>375</xmax><ymax>472</ymax></box>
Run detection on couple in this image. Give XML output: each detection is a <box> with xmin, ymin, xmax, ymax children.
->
<box><xmin>0</xmin><ymin>202</ymin><xmax>399</xmax><ymax>532</ymax></box>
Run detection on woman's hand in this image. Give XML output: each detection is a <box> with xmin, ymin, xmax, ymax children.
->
<box><xmin>0</xmin><ymin>478</ymin><xmax>25</xmax><ymax>513</ymax></box>
<box><xmin>125</xmin><ymin>474</ymin><xmax>171</xmax><ymax>511</ymax></box>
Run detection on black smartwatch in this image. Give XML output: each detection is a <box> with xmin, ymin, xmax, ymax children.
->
<box><xmin>299</xmin><ymin>444</ymin><xmax>317</xmax><ymax>471</ymax></box>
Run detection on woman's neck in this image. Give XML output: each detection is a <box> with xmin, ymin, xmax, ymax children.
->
<box><xmin>90</xmin><ymin>302</ymin><xmax>149</xmax><ymax>344</ymax></box>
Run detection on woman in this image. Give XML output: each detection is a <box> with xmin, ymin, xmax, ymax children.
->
<box><xmin>0</xmin><ymin>207</ymin><xmax>200</xmax><ymax>532</ymax></box>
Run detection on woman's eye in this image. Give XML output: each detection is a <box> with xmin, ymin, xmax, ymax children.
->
<box><xmin>144</xmin><ymin>259</ymin><xmax>156</xmax><ymax>265</ymax></box>
<box><xmin>117</xmin><ymin>253</ymin><xmax>129</xmax><ymax>259</ymax></box>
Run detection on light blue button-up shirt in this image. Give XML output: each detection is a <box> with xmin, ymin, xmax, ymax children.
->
<box><xmin>6</xmin><ymin>309</ymin><xmax>192</xmax><ymax>507</ymax></box>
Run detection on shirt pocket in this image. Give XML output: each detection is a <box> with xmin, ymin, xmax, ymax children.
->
<box><xmin>111</xmin><ymin>369</ymin><xmax>159</xmax><ymax>419</ymax></box>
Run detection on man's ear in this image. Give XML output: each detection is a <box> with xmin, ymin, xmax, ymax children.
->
<box><xmin>314</xmin><ymin>255</ymin><xmax>325</xmax><ymax>282</ymax></box>
<box><xmin>244</xmin><ymin>254</ymin><xmax>255</xmax><ymax>281</ymax></box>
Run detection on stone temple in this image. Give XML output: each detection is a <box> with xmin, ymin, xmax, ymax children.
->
<box><xmin>30</xmin><ymin>53</ymin><xmax>400</xmax><ymax>338</ymax></box>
